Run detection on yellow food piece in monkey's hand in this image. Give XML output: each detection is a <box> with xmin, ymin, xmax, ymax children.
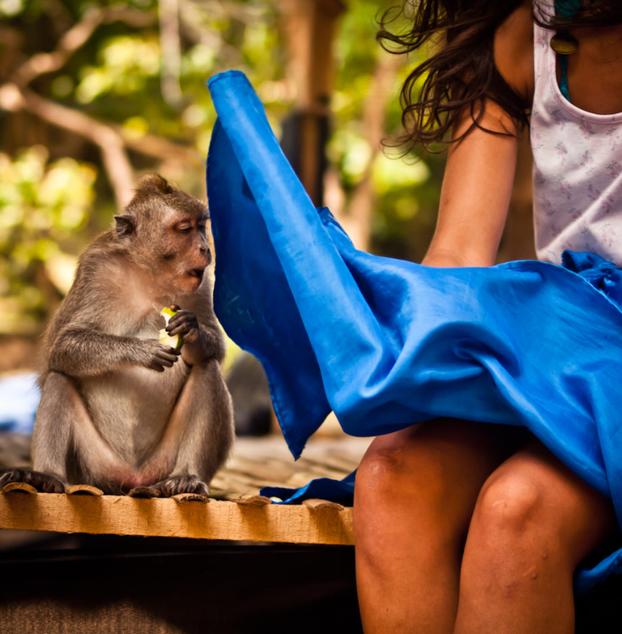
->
<box><xmin>159</xmin><ymin>306</ymin><xmax>183</xmax><ymax>350</ymax></box>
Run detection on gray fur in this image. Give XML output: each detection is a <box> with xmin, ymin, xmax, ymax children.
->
<box><xmin>28</xmin><ymin>175</ymin><xmax>234</xmax><ymax>495</ymax></box>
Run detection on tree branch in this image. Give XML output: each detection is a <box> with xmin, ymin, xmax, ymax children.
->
<box><xmin>1</xmin><ymin>4</ymin><xmax>209</xmax><ymax>206</ymax></box>
<box><xmin>0</xmin><ymin>80</ymin><xmax>202</xmax><ymax>205</ymax></box>
<box><xmin>0</xmin><ymin>85</ymin><xmax>135</xmax><ymax>208</ymax></box>
<box><xmin>178</xmin><ymin>0</ymin><xmax>245</xmax><ymax>62</ymax></box>
<box><xmin>345</xmin><ymin>54</ymin><xmax>401</xmax><ymax>250</ymax></box>
<box><xmin>0</xmin><ymin>26</ymin><xmax>23</xmax><ymax>80</ymax></box>
<box><xmin>118</xmin><ymin>128</ymin><xmax>201</xmax><ymax>163</ymax></box>
<box><xmin>159</xmin><ymin>0</ymin><xmax>183</xmax><ymax>108</ymax></box>
<box><xmin>13</xmin><ymin>7</ymin><xmax>156</xmax><ymax>87</ymax></box>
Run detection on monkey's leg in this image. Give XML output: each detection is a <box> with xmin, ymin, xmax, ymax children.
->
<box><xmin>29</xmin><ymin>372</ymin><xmax>135</xmax><ymax>493</ymax></box>
<box><xmin>0</xmin><ymin>373</ymin><xmax>72</xmax><ymax>493</ymax></box>
<box><xmin>136</xmin><ymin>361</ymin><xmax>234</xmax><ymax>497</ymax></box>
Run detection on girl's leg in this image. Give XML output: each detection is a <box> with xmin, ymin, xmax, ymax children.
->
<box><xmin>454</xmin><ymin>436</ymin><xmax>619</xmax><ymax>634</ymax></box>
<box><xmin>353</xmin><ymin>418</ymin><xmax>530</xmax><ymax>634</ymax></box>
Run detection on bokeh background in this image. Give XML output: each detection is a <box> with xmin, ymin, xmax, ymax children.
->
<box><xmin>0</xmin><ymin>0</ymin><xmax>534</xmax><ymax>380</ymax></box>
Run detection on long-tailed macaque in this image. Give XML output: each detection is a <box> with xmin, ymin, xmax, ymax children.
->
<box><xmin>0</xmin><ymin>175</ymin><xmax>234</xmax><ymax>496</ymax></box>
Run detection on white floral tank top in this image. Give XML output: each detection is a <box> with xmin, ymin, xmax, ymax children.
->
<box><xmin>530</xmin><ymin>1</ymin><xmax>622</xmax><ymax>265</ymax></box>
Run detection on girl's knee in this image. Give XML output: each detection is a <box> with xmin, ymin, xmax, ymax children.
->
<box><xmin>354</xmin><ymin>418</ymin><xmax>515</xmax><ymax>515</ymax></box>
<box><xmin>354</xmin><ymin>424</ymin><xmax>483</xmax><ymax>555</ymax></box>
<box><xmin>460</xmin><ymin>473</ymin><xmax>570</xmax><ymax>593</ymax></box>
<box><xmin>470</xmin><ymin>471</ymin><xmax>544</xmax><ymax>537</ymax></box>
<box><xmin>467</xmin><ymin>443</ymin><xmax>619</xmax><ymax>569</ymax></box>
<box><xmin>354</xmin><ymin>428</ymin><xmax>454</xmax><ymax>511</ymax></box>
<box><xmin>354</xmin><ymin>441</ymin><xmax>464</xmax><ymax>573</ymax></box>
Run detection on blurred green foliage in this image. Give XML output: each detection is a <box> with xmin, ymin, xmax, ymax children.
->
<box><xmin>0</xmin><ymin>0</ymin><xmax>444</xmax><ymax>335</ymax></box>
<box><xmin>0</xmin><ymin>147</ymin><xmax>96</xmax><ymax>333</ymax></box>
<box><xmin>331</xmin><ymin>0</ymin><xmax>445</xmax><ymax>257</ymax></box>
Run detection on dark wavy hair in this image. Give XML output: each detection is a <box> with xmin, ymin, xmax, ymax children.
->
<box><xmin>378</xmin><ymin>1</ymin><xmax>622</xmax><ymax>152</ymax></box>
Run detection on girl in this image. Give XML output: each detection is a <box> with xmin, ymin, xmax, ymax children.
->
<box><xmin>354</xmin><ymin>1</ymin><xmax>622</xmax><ymax>632</ymax></box>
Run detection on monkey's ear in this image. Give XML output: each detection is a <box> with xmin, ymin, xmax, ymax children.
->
<box><xmin>114</xmin><ymin>214</ymin><xmax>135</xmax><ymax>237</ymax></box>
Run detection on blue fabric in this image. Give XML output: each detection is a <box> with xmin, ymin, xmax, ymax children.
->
<box><xmin>206</xmin><ymin>69</ymin><xmax>622</xmax><ymax>594</ymax></box>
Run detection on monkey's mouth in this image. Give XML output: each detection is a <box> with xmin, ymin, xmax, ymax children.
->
<box><xmin>187</xmin><ymin>268</ymin><xmax>205</xmax><ymax>282</ymax></box>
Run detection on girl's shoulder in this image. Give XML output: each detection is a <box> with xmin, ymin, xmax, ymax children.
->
<box><xmin>494</xmin><ymin>1</ymin><xmax>535</xmax><ymax>106</ymax></box>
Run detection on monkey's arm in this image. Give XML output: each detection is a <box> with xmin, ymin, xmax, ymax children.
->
<box><xmin>49</xmin><ymin>328</ymin><xmax>180</xmax><ymax>377</ymax></box>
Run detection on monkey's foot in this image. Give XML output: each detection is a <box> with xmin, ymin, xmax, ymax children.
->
<box><xmin>149</xmin><ymin>475</ymin><xmax>209</xmax><ymax>498</ymax></box>
<box><xmin>0</xmin><ymin>468</ymin><xmax>65</xmax><ymax>493</ymax></box>
<box><xmin>128</xmin><ymin>485</ymin><xmax>162</xmax><ymax>498</ymax></box>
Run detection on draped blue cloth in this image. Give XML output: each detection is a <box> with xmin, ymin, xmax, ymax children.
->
<box><xmin>206</xmin><ymin>70</ymin><xmax>622</xmax><ymax>594</ymax></box>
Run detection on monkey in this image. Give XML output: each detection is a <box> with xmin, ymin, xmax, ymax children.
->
<box><xmin>0</xmin><ymin>174</ymin><xmax>234</xmax><ymax>497</ymax></box>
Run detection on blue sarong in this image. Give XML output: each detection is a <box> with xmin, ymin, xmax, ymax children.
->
<box><xmin>206</xmin><ymin>69</ymin><xmax>622</xmax><ymax>594</ymax></box>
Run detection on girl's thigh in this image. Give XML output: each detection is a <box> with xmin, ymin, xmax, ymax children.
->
<box><xmin>354</xmin><ymin>418</ymin><xmax>533</xmax><ymax>548</ymax></box>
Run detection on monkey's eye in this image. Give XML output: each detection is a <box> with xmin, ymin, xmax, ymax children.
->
<box><xmin>177</xmin><ymin>225</ymin><xmax>193</xmax><ymax>234</ymax></box>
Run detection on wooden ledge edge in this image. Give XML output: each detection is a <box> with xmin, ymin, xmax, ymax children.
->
<box><xmin>0</xmin><ymin>493</ymin><xmax>354</xmax><ymax>546</ymax></box>
<box><xmin>66</xmin><ymin>484</ymin><xmax>104</xmax><ymax>496</ymax></box>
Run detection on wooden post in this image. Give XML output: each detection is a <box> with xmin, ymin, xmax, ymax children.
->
<box><xmin>279</xmin><ymin>0</ymin><xmax>346</xmax><ymax>205</ymax></box>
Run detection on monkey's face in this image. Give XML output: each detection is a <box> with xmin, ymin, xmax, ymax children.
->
<box><xmin>155</xmin><ymin>209</ymin><xmax>212</xmax><ymax>294</ymax></box>
<box><xmin>115</xmin><ymin>179</ymin><xmax>212</xmax><ymax>297</ymax></box>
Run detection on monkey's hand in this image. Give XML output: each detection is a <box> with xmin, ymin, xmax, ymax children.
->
<box><xmin>166</xmin><ymin>308</ymin><xmax>222</xmax><ymax>366</ymax></box>
<box><xmin>140</xmin><ymin>339</ymin><xmax>182</xmax><ymax>372</ymax></box>
<box><xmin>166</xmin><ymin>308</ymin><xmax>200</xmax><ymax>343</ymax></box>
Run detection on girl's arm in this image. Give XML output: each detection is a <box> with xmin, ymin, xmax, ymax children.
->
<box><xmin>422</xmin><ymin>2</ymin><xmax>533</xmax><ymax>269</ymax></box>
<box><xmin>422</xmin><ymin>101</ymin><xmax>519</xmax><ymax>268</ymax></box>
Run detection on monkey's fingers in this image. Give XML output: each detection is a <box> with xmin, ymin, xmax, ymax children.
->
<box><xmin>166</xmin><ymin>314</ymin><xmax>196</xmax><ymax>332</ymax></box>
<box><xmin>166</xmin><ymin>323</ymin><xmax>190</xmax><ymax>336</ymax></box>
<box><xmin>149</xmin><ymin>358</ymin><xmax>174</xmax><ymax>371</ymax></box>
<box><xmin>148</xmin><ymin>348</ymin><xmax>181</xmax><ymax>372</ymax></box>
<box><xmin>148</xmin><ymin>361</ymin><xmax>166</xmax><ymax>372</ymax></box>
<box><xmin>167</xmin><ymin>309</ymin><xmax>186</xmax><ymax>321</ymax></box>
<box><xmin>167</xmin><ymin>323</ymin><xmax>200</xmax><ymax>341</ymax></box>
<box><xmin>156</xmin><ymin>347</ymin><xmax>181</xmax><ymax>362</ymax></box>
<box><xmin>0</xmin><ymin>469</ymin><xmax>18</xmax><ymax>490</ymax></box>
<box><xmin>149</xmin><ymin>360</ymin><xmax>174</xmax><ymax>372</ymax></box>
<box><xmin>152</xmin><ymin>475</ymin><xmax>209</xmax><ymax>497</ymax></box>
<box><xmin>128</xmin><ymin>485</ymin><xmax>162</xmax><ymax>498</ymax></box>
<box><xmin>168</xmin><ymin>308</ymin><xmax>191</xmax><ymax>319</ymax></box>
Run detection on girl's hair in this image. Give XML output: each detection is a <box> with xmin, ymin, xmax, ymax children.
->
<box><xmin>378</xmin><ymin>1</ymin><xmax>622</xmax><ymax>152</ymax></box>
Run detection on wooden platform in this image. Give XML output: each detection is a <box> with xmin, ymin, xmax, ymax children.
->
<box><xmin>0</xmin><ymin>435</ymin><xmax>370</xmax><ymax>545</ymax></box>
